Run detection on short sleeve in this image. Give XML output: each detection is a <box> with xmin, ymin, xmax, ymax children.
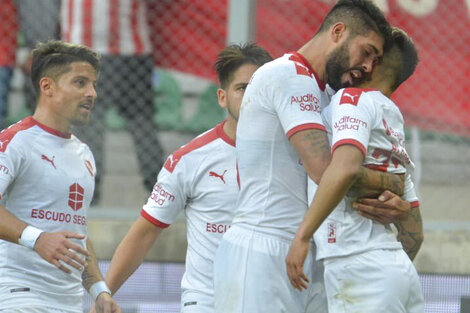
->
<box><xmin>141</xmin><ymin>155</ymin><xmax>189</xmax><ymax>227</ymax></box>
<box><xmin>402</xmin><ymin>173</ymin><xmax>419</xmax><ymax>208</ymax></box>
<box><xmin>0</xmin><ymin>143</ymin><xmax>24</xmax><ymax>199</ymax></box>
<box><xmin>270</xmin><ymin>60</ymin><xmax>326</xmax><ymax>139</ymax></box>
<box><xmin>330</xmin><ymin>88</ymin><xmax>377</xmax><ymax>158</ymax></box>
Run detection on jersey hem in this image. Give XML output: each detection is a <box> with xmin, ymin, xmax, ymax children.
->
<box><xmin>141</xmin><ymin>209</ymin><xmax>170</xmax><ymax>228</ymax></box>
<box><xmin>286</xmin><ymin>123</ymin><xmax>326</xmax><ymax>139</ymax></box>
<box><xmin>331</xmin><ymin>139</ymin><xmax>366</xmax><ymax>159</ymax></box>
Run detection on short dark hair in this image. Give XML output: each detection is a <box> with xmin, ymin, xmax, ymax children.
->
<box><xmin>215</xmin><ymin>43</ymin><xmax>273</xmax><ymax>89</ymax></box>
<box><xmin>385</xmin><ymin>27</ymin><xmax>419</xmax><ymax>91</ymax></box>
<box><xmin>318</xmin><ymin>0</ymin><xmax>392</xmax><ymax>51</ymax></box>
<box><xmin>31</xmin><ymin>40</ymin><xmax>100</xmax><ymax>95</ymax></box>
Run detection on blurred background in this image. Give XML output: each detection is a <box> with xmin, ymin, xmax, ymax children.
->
<box><xmin>1</xmin><ymin>0</ymin><xmax>469</xmax><ymax>312</ymax></box>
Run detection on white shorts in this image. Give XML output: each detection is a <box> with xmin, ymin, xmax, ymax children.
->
<box><xmin>181</xmin><ymin>290</ymin><xmax>214</xmax><ymax>313</ymax></box>
<box><xmin>213</xmin><ymin>224</ymin><xmax>327</xmax><ymax>313</ymax></box>
<box><xmin>323</xmin><ymin>249</ymin><xmax>424</xmax><ymax>313</ymax></box>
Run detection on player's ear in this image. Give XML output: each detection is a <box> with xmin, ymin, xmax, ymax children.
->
<box><xmin>39</xmin><ymin>77</ymin><xmax>55</xmax><ymax>97</ymax></box>
<box><xmin>331</xmin><ymin>22</ymin><xmax>347</xmax><ymax>43</ymax></box>
<box><xmin>217</xmin><ymin>88</ymin><xmax>227</xmax><ymax>109</ymax></box>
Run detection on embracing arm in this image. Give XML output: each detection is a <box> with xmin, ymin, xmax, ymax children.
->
<box><xmin>394</xmin><ymin>205</ymin><xmax>423</xmax><ymax>260</ymax></box>
<box><xmin>350</xmin><ymin>167</ymin><xmax>404</xmax><ymax>198</ymax></box>
<box><xmin>286</xmin><ymin>144</ymin><xmax>363</xmax><ymax>290</ymax></box>
<box><xmin>289</xmin><ymin>129</ymin><xmax>331</xmax><ymax>184</ymax></box>
<box><xmin>106</xmin><ymin>216</ymin><xmax>163</xmax><ymax>295</ymax></box>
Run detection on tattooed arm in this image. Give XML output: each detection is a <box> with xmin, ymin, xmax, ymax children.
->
<box><xmin>289</xmin><ymin>128</ymin><xmax>331</xmax><ymax>184</ymax></box>
<box><xmin>394</xmin><ymin>205</ymin><xmax>424</xmax><ymax>260</ymax></box>
<box><xmin>83</xmin><ymin>239</ymin><xmax>121</xmax><ymax>313</ymax></box>
<box><xmin>348</xmin><ymin>167</ymin><xmax>404</xmax><ymax>199</ymax></box>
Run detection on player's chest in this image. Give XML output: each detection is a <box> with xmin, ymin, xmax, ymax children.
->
<box><xmin>23</xmin><ymin>143</ymin><xmax>94</xmax><ymax>189</ymax></box>
<box><xmin>191</xmin><ymin>157</ymin><xmax>238</xmax><ymax>204</ymax></box>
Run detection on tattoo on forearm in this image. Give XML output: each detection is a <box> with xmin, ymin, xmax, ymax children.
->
<box><xmin>82</xmin><ymin>240</ymin><xmax>104</xmax><ymax>291</ymax></box>
<box><xmin>301</xmin><ymin>130</ymin><xmax>330</xmax><ymax>157</ymax></box>
<box><xmin>351</xmin><ymin>168</ymin><xmax>404</xmax><ymax>198</ymax></box>
<box><xmin>394</xmin><ymin>208</ymin><xmax>423</xmax><ymax>261</ymax></box>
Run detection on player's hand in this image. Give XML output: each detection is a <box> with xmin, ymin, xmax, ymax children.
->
<box><xmin>353</xmin><ymin>190</ymin><xmax>411</xmax><ymax>224</ymax></box>
<box><xmin>286</xmin><ymin>237</ymin><xmax>310</xmax><ymax>291</ymax></box>
<box><xmin>95</xmin><ymin>292</ymin><xmax>121</xmax><ymax>313</ymax></box>
<box><xmin>34</xmin><ymin>231</ymin><xmax>89</xmax><ymax>274</ymax></box>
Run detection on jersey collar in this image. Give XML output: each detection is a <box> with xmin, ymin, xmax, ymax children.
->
<box><xmin>29</xmin><ymin>117</ymin><xmax>72</xmax><ymax>139</ymax></box>
<box><xmin>216</xmin><ymin>120</ymin><xmax>236</xmax><ymax>147</ymax></box>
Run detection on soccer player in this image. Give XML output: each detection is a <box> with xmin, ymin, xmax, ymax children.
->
<box><xmin>0</xmin><ymin>41</ymin><xmax>120</xmax><ymax>313</ymax></box>
<box><xmin>287</xmin><ymin>28</ymin><xmax>424</xmax><ymax>312</ymax></box>
<box><xmin>212</xmin><ymin>1</ymin><xmax>412</xmax><ymax>312</ymax></box>
<box><xmin>102</xmin><ymin>43</ymin><xmax>273</xmax><ymax>312</ymax></box>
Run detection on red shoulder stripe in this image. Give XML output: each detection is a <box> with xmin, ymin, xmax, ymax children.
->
<box><xmin>0</xmin><ymin>117</ymin><xmax>36</xmax><ymax>152</ymax></box>
<box><xmin>164</xmin><ymin>123</ymin><xmax>221</xmax><ymax>173</ymax></box>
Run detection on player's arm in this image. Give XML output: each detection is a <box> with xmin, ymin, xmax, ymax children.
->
<box><xmin>289</xmin><ymin>128</ymin><xmax>331</xmax><ymax>184</ymax></box>
<box><xmin>349</xmin><ymin>167</ymin><xmax>404</xmax><ymax>198</ymax></box>
<box><xmin>105</xmin><ymin>216</ymin><xmax>163</xmax><ymax>295</ymax></box>
<box><xmin>0</xmin><ymin>204</ymin><xmax>89</xmax><ymax>274</ymax></box>
<box><xmin>286</xmin><ymin>144</ymin><xmax>363</xmax><ymax>291</ymax></box>
<box><xmin>83</xmin><ymin>239</ymin><xmax>121</xmax><ymax>313</ymax></box>
<box><xmin>394</xmin><ymin>204</ymin><xmax>423</xmax><ymax>260</ymax></box>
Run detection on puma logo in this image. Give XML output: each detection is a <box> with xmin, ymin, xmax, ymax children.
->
<box><xmin>41</xmin><ymin>154</ymin><xmax>56</xmax><ymax>169</ymax></box>
<box><xmin>168</xmin><ymin>154</ymin><xmax>178</xmax><ymax>167</ymax></box>
<box><xmin>0</xmin><ymin>139</ymin><xmax>9</xmax><ymax>150</ymax></box>
<box><xmin>209</xmin><ymin>170</ymin><xmax>227</xmax><ymax>184</ymax></box>
<box><xmin>343</xmin><ymin>92</ymin><xmax>358</xmax><ymax>102</ymax></box>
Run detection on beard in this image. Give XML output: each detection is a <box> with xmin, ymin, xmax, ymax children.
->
<box><xmin>325</xmin><ymin>41</ymin><xmax>352</xmax><ymax>91</ymax></box>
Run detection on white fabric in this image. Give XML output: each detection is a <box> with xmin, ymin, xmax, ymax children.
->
<box><xmin>214</xmin><ymin>224</ymin><xmax>327</xmax><ymax>313</ymax></box>
<box><xmin>323</xmin><ymin>249</ymin><xmax>424</xmax><ymax>313</ymax></box>
<box><xmin>142</xmin><ymin>121</ymin><xmax>237</xmax><ymax>309</ymax></box>
<box><xmin>0</xmin><ymin>117</ymin><xmax>95</xmax><ymax>312</ymax></box>
<box><xmin>311</xmin><ymin>89</ymin><xmax>419</xmax><ymax>260</ymax></box>
<box><xmin>232</xmin><ymin>52</ymin><xmax>330</xmax><ymax>240</ymax></box>
<box><xmin>0</xmin><ymin>307</ymin><xmax>77</xmax><ymax>313</ymax></box>
<box><xmin>61</xmin><ymin>0</ymin><xmax>152</xmax><ymax>55</ymax></box>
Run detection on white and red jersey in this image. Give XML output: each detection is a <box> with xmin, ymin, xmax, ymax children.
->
<box><xmin>0</xmin><ymin>117</ymin><xmax>95</xmax><ymax>312</ymax></box>
<box><xmin>61</xmin><ymin>0</ymin><xmax>152</xmax><ymax>55</ymax></box>
<box><xmin>232</xmin><ymin>52</ymin><xmax>330</xmax><ymax>240</ymax></box>
<box><xmin>142</xmin><ymin>121</ymin><xmax>237</xmax><ymax>300</ymax></box>
<box><xmin>310</xmin><ymin>88</ymin><xmax>419</xmax><ymax>260</ymax></box>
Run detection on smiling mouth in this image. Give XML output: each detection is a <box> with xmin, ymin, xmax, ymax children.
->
<box><xmin>347</xmin><ymin>69</ymin><xmax>364</xmax><ymax>86</ymax></box>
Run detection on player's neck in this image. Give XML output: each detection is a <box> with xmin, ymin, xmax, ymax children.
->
<box><xmin>223</xmin><ymin>117</ymin><xmax>237</xmax><ymax>141</ymax></box>
<box><xmin>33</xmin><ymin>105</ymin><xmax>72</xmax><ymax>135</ymax></box>
<box><xmin>297</xmin><ymin>35</ymin><xmax>329</xmax><ymax>85</ymax></box>
<box><xmin>360</xmin><ymin>81</ymin><xmax>393</xmax><ymax>98</ymax></box>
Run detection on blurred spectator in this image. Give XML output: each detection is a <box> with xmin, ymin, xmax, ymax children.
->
<box><xmin>61</xmin><ymin>0</ymin><xmax>165</xmax><ymax>204</ymax></box>
<box><xmin>0</xmin><ymin>0</ymin><xmax>18</xmax><ymax>128</ymax></box>
<box><xmin>18</xmin><ymin>0</ymin><xmax>60</xmax><ymax>111</ymax></box>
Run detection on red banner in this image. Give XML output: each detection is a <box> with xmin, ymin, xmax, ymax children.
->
<box><xmin>150</xmin><ymin>0</ymin><xmax>470</xmax><ymax>136</ymax></box>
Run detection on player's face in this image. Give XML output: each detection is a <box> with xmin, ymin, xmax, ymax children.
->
<box><xmin>51</xmin><ymin>62</ymin><xmax>97</xmax><ymax>127</ymax></box>
<box><xmin>326</xmin><ymin>30</ymin><xmax>384</xmax><ymax>91</ymax></box>
<box><xmin>218</xmin><ymin>63</ymin><xmax>259</xmax><ymax>122</ymax></box>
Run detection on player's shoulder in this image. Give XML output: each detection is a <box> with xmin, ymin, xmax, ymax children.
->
<box><xmin>0</xmin><ymin>117</ymin><xmax>38</xmax><ymax>153</ymax></box>
<box><xmin>163</xmin><ymin>122</ymin><xmax>234</xmax><ymax>173</ymax></box>
<box><xmin>333</xmin><ymin>87</ymin><xmax>379</xmax><ymax>107</ymax></box>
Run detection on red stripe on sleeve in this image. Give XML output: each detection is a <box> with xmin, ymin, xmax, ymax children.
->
<box><xmin>141</xmin><ymin>210</ymin><xmax>170</xmax><ymax>228</ymax></box>
<box><xmin>286</xmin><ymin>123</ymin><xmax>326</xmax><ymax>139</ymax></box>
<box><xmin>331</xmin><ymin>139</ymin><xmax>367</xmax><ymax>159</ymax></box>
<box><xmin>409</xmin><ymin>201</ymin><xmax>420</xmax><ymax>208</ymax></box>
